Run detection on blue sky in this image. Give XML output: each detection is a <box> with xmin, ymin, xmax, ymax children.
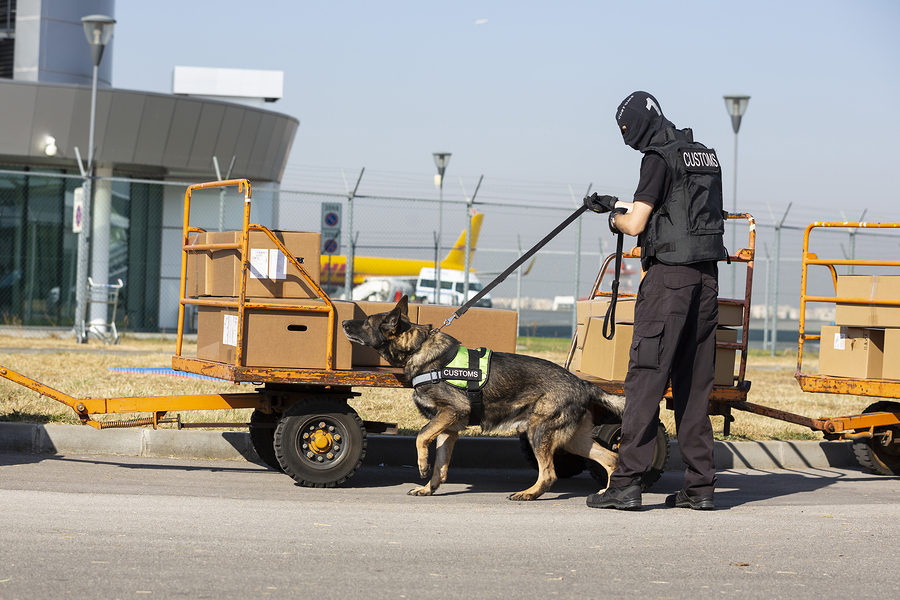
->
<box><xmin>112</xmin><ymin>0</ymin><xmax>900</xmax><ymax>228</ymax></box>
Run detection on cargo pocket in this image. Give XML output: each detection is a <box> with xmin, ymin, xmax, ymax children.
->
<box><xmin>631</xmin><ymin>320</ymin><xmax>665</xmax><ymax>370</ymax></box>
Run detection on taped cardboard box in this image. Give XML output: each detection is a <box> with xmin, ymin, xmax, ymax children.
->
<box><xmin>718</xmin><ymin>301</ymin><xmax>744</xmax><ymax>327</ymax></box>
<box><xmin>576</xmin><ymin>298</ymin><xmax>635</xmax><ymax>326</ymax></box>
<box><xmin>818</xmin><ymin>325</ymin><xmax>884</xmax><ymax>379</ymax></box>
<box><xmin>715</xmin><ymin>327</ymin><xmax>738</xmax><ymax>386</ymax></box>
<box><xmin>187</xmin><ymin>230</ymin><xmax>321</xmax><ymax>298</ymax></box>
<box><xmin>579</xmin><ymin>318</ymin><xmax>632</xmax><ymax>381</ymax></box>
<box><xmin>579</xmin><ymin>319</ymin><xmax>738</xmax><ymax>385</ymax></box>
<box><xmin>414</xmin><ymin>304</ymin><xmax>518</xmax><ymax>354</ymax></box>
<box><xmin>834</xmin><ymin>275</ymin><xmax>900</xmax><ymax>328</ymax></box>
<box><xmin>196</xmin><ymin>298</ymin><xmax>360</xmax><ymax>369</ymax></box>
<box><xmin>350</xmin><ymin>301</ymin><xmax>420</xmax><ymax>367</ymax></box>
<box><xmin>882</xmin><ymin>328</ymin><xmax>900</xmax><ymax>380</ymax></box>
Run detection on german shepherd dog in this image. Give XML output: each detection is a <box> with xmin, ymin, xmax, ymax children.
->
<box><xmin>342</xmin><ymin>296</ymin><xmax>624</xmax><ymax>500</ymax></box>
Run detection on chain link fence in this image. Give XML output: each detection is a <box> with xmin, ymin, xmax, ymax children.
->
<box><xmin>2</xmin><ymin>166</ymin><xmax>899</xmax><ymax>343</ymax></box>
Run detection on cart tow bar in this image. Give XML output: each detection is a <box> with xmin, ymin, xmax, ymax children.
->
<box><xmin>435</xmin><ymin>204</ymin><xmax>589</xmax><ymax>333</ymax></box>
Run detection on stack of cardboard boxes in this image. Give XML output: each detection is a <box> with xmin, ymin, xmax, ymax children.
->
<box><xmin>189</xmin><ymin>230</ymin><xmax>518</xmax><ymax>370</ymax></box>
<box><xmin>572</xmin><ymin>296</ymin><xmax>742</xmax><ymax>386</ymax></box>
<box><xmin>819</xmin><ymin>275</ymin><xmax>900</xmax><ymax>380</ymax></box>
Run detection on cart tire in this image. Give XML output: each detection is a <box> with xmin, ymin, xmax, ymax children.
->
<box><xmin>518</xmin><ymin>433</ymin><xmax>586</xmax><ymax>478</ymax></box>
<box><xmin>587</xmin><ymin>420</ymin><xmax>669</xmax><ymax>490</ymax></box>
<box><xmin>852</xmin><ymin>401</ymin><xmax>900</xmax><ymax>476</ymax></box>
<box><xmin>249</xmin><ymin>410</ymin><xmax>283</xmax><ymax>472</ymax></box>
<box><xmin>274</xmin><ymin>399</ymin><xmax>367</xmax><ymax>487</ymax></box>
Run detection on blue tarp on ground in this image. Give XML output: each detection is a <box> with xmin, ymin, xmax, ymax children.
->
<box><xmin>108</xmin><ymin>367</ymin><xmax>221</xmax><ymax>381</ymax></box>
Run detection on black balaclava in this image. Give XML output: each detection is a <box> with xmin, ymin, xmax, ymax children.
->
<box><xmin>615</xmin><ymin>91</ymin><xmax>675</xmax><ymax>151</ymax></box>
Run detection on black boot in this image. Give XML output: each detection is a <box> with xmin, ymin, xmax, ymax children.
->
<box><xmin>586</xmin><ymin>484</ymin><xmax>642</xmax><ymax>510</ymax></box>
<box><xmin>665</xmin><ymin>489</ymin><xmax>714</xmax><ymax>510</ymax></box>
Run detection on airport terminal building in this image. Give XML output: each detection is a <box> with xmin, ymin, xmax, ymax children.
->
<box><xmin>0</xmin><ymin>0</ymin><xmax>298</xmax><ymax>332</ymax></box>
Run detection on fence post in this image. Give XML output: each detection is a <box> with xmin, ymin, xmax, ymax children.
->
<box><xmin>343</xmin><ymin>168</ymin><xmax>364</xmax><ymax>299</ymax></box>
<box><xmin>771</xmin><ymin>202</ymin><xmax>792</xmax><ymax>355</ymax></box>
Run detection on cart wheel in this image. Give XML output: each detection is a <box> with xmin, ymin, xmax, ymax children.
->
<box><xmin>587</xmin><ymin>420</ymin><xmax>669</xmax><ymax>490</ymax></box>
<box><xmin>274</xmin><ymin>399</ymin><xmax>367</xmax><ymax>488</ymax></box>
<box><xmin>852</xmin><ymin>401</ymin><xmax>900</xmax><ymax>476</ymax></box>
<box><xmin>249</xmin><ymin>410</ymin><xmax>283</xmax><ymax>472</ymax></box>
<box><xmin>518</xmin><ymin>432</ymin><xmax>586</xmax><ymax>478</ymax></box>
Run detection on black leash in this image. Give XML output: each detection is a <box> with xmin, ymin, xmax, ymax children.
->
<box><xmin>436</xmin><ymin>204</ymin><xmax>589</xmax><ymax>331</ymax></box>
<box><xmin>602</xmin><ymin>231</ymin><xmax>624</xmax><ymax>340</ymax></box>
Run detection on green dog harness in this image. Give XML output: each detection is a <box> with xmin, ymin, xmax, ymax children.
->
<box><xmin>411</xmin><ymin>345</ymin><xmax>492</xmax><ymax>425</ymax></box>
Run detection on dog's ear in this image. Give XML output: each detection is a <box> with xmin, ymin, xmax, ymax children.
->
<box><xmin>383</xmin><ymin>300</ymin><xmax>405</xmax><ymax>333</ymax></box>
<box><xmin>396</xmin><ymin>295</ymin><xmax>409</xmax><ymax>317</ymax></box>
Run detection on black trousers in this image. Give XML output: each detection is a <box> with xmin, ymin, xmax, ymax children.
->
<box><xmin>609</xmin><ymin>261</ymin><xmax>719</xmax><ymax>496</ymax></box>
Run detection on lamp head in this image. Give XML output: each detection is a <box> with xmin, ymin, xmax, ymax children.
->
<box><xmin>82</xmin><ymin>15</ymin><xmax>116</xmax><ymax>67</ymax></box>
<box><xmin>432</xmin><ymin>152</ymin><xmax>451</xmax><ymax>176</ymax></box>
<box><xmin>724</xmin><ymin>95</ymin><xmax>750</xmax><ymax>134</ymax></box>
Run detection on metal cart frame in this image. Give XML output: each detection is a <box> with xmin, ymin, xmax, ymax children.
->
<box><xmin>78</xmin><ymin>277</ymin><xmax>123</xmax><ymax>344</ymax></box>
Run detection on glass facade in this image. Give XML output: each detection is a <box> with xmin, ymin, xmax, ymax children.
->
<box><xmin>0</xmin><ymin>168</ymin><xmax>161</xmax><ymax>330</ymax></box>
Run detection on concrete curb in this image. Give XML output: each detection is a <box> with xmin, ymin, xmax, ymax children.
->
<box><xmin>0</xmin><ymin>422</ymin><xmax>859</xmax><ymax>472</ymax></box>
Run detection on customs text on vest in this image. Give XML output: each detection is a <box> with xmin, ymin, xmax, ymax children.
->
<box><xmin>639</xmin><ymin>127</ymin><xmax>727</xmax><ymax>270</ymax></box>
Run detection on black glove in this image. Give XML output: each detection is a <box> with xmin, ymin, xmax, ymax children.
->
<box><xmin>583</xmin><ymin>193</ymin><xmax>619</xmax><ymax>214</ymax></box>
<box><xmin>608</xmin><ymin>207</ymin><xmax>627</xmax><ymax>234</ymax></box>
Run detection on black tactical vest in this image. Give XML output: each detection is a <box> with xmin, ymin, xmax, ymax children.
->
<box><xmin>638</xmin><ymin>128</ymin><xmax>727</xmax><ymax>270</ymax></box>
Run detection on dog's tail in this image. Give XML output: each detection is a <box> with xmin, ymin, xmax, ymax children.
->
<box><xmin>587</xmin><ymin>383</ymin><xmax>626</xmax><ymax>418</ymax></box>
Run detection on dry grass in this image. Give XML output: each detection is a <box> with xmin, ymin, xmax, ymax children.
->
<box><xmin>0</xmin><ymin>334</ymin><xmax>873</xmax><ymax>441</ymax></box>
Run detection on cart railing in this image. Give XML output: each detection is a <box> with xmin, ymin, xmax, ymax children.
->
<box><xmin>174</xmin><ymin>179</ymin><xmax>339</xmax><ymax>371</ymax></box>
<box><xmin>566</xmin><ymin>211</ymin><xmax>756</xmax><ymax>393</ymax></box>
<box><xmin>796</xmin><ymin>221</ymin><xmax>900</xmax><ymax>405</ymax></box>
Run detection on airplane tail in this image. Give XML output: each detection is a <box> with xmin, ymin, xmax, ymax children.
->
<box><xmin>441</xmin><ymin>212</ymin><xmax>483</xmax><ymax>270</ymax></box>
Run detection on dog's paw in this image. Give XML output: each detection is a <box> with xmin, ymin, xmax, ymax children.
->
<box><xmin>507</xmin><ymin>491</ymin><xmax>538</xmax><ymax>501</ymax></box>
<box><xmin>418</xmin><ymin>464</ymin><xmax>431</xmax><ymax>479</ymax></box>
<box><xmin>408</xmin><ymin>486</ymin><xmax>433</xmax><ymax>496</ymax></box>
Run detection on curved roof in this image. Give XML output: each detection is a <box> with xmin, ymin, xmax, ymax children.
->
<box><xmin>0</xmin><ymin>79</ymin><xmax>298</xmax><ymax>182</ymax></box>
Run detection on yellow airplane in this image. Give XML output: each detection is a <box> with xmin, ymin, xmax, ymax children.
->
<box><xmin>320</xmin><ymin>213</ymin><xmax>484</xmax><ymax>287</ymax></box>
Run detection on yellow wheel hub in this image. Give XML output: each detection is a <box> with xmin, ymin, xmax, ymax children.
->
<box><xmin>308</xmin><ymin>430</ymin><xmax>333</xmax><ymax>454</ymax></box>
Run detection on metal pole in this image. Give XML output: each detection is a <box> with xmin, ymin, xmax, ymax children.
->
<box><xmin>344</xmin><ymin>168</ymin><xmax>364</xmax><ymax>299</ymax></box>
<box><xmin>847</xmin><ymin>209</ymin><xmax>866</xmax><ymax>275</ymax></box>
<box><xmin>516</xmin><ymin>235</ymin><xmax>523</xmax><ymax>320</ymax></box>
<box><xmin>731</xmin><ymin>130</ymin><xmax>738</xmax><ymax>299</ymax></box>
<box><xmin>436</xmin><ymin>180</ymin><xmax>443</xmax><ymax>305</ymax></box>
<box><xmin>762</xmin><ymin>242</ymin><xmax>771</xmax><ymax>351</ymax></box>
<box><xmin>74</xmin><ymin>63</ymin><xmax>99</xmax><ymax>342</ymax></box>
<box><xmin>463</xmin><ymin>175</ymin><xmax>483</xmax><ymax>301</ymax></box>
<box><xmin>570</xmin><ymin>183</ymin><xmax>591</xmax><ymax>337</ymax></box>
<box><xmin>771</xmin><ymin>203</ymin><xmax>792</xmax><ymax>356</ymax></box>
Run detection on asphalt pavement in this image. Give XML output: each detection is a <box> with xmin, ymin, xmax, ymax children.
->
<box><xmin>1</xmin><ymin>452</ymin><xmax>898</xmax><ymax>600</ymax></box>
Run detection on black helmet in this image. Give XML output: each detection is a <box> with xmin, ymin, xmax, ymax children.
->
<box><xmin>616</xmin><ymin>91</ymin><xmax>674</xmax><ymax>151</ymax></box>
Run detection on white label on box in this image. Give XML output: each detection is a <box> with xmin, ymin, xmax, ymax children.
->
<box><xmin>833</xmin><ymin>332</ymin><xmax>846</xmax><ymax>351</ymax></box>
<box><xmin>223</xmin><ymin>314</ymin><xmax>239</xmax><ymax>347</ymax></box>
<box><xmin>249</xmin><ymin>248</ymin><xmax>268</xmax><ymax>279</ymax></box>
<box><xmin>269</xmin><ymin>249</ymin><xmax>286</xmax><ymax>280</ymax></box>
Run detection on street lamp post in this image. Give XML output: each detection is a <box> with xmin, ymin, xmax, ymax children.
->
<box><xmin>723</xmin><ymin>94</ymin><xmax>749</xmax><ymax>299</ymax></box>
<box><xmin>433</xmin><ymin>152</ymin><xmax>451</xmax><ymax>305</ymax></box>
<box><xmin>74</xmin><ymin>14</ymin><xmax>115</xmax><ymax>342</ymax></box>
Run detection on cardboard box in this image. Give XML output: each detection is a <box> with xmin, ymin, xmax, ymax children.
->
<box><xmin>718</xmin><ymin>301</ymin><xmax>744</xmax><ymax>327</ymax></box>
<box><xmin>187</xmin><ymin>230</ymin><xmax>321</xmax><ymax>298</ymax></box>
<box><xmin>414</xmin><ymin>304</ymin><xmax>518</xmax><ymax>353</ymax></box>
<box><xmin>579</xmin><ymin>318</ymin><xmax>632</xmax><ymax>381</ymax></box>
<box><xmin>578</xmin><ymin>320</ymin><xmax>738</xmax><ymax>385</ymax></box>
<box><xmin>196</xmin><ymin>298</ymin><xmax>360</xmax><ymax>369</ymax></box>
<box><xmin>715</xmin><ymin>327</ymin><xmax>738</xmax><ymax>386</ymax></box>
<box><xmin>576</xmin><ymin>298</ymin><xmax>636</xmax><ymax>326</ymax></box>
<box><xmin>882</xmin><ymin>328</ymin><xmax>900</xmax><ymax>380</ymax></box>
<box><xmin>834</xmin><ymin>275</ymin><xmax>900</xmax><ymax>328</ymax></box>
<box><xmin>350</xmin><ymin>301</ymin><xmax>421</xmax><ymax>367</ymax></box>
<box><xmin>818</xmin><ymin>325</ymin><xmax>885</xmax><ymax>379</ymax></box>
